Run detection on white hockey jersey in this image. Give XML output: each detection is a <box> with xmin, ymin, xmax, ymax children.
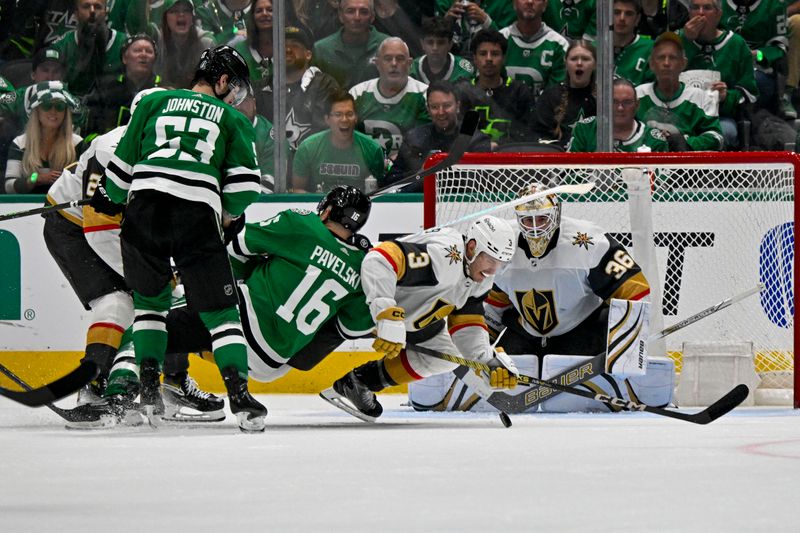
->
<box><xmin>362</xmin><ymin>228</ymin><xmax>494</xmax><ymax>344</ymax></box>
<box><xmin>488</xmin><ymin>216</ymin><xmax>649</xmax><ymax>339</ymax></box>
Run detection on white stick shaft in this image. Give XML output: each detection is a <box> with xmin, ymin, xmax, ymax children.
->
<box><xmin>649</xmin><ymin>284</ymin><xmax>764</xmax><ymax>341</ymax></box>
<box><xmin>437</xmin><ymin>182</ymin><xmax>596</xmax><ymax>230</ymax></box>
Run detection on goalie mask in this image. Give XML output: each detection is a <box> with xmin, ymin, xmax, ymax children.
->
<box><xmin>465</xmin><ymin>215</ymin><xmax>516</xmax><ymax>264</ymax></box>
<box><xmin>317</xmin><ymin>185</ymin><xmax>372</xmax><ymax>232</ymax></box>
<box><xmin>515</xmin><ymin>182</ymin><xmax>562</xmax><ymax>258</ymax></box>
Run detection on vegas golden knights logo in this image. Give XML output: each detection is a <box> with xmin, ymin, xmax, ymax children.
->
<box><xmin>516</xmin><ymin>289</ymin><xmax>558</xmax><ymax>335</ymax></box>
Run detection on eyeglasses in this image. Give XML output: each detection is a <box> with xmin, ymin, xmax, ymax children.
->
<box><xmin>329</xmin><ymin>111</ymin><xmax>355</xmax><ymax>119</ymax></box>
<box><xmin>40</xmin><ymin>101</ymin><xmax>67</xmax><ymax>112</ymax></box>
<box><xmin>613</xmin><ymin>99</ymin><xmax>636</xmax><ymax>108</ymax></box>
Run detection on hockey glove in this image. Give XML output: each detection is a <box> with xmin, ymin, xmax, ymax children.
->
<box><xmin>487</xmin><ymin>348</ymin><xmax>518</xmax><ymax>389</ymax></box>
<box><xmin>372</xmin><ymin>306</ymin><xmax>406</xmax><ymax>359</ymax></box>
<box><xmin>223</xmin><ymin>212</ymin><xmax>246</xmax><ymax>245</ymax></box>
<box><xmin>89</xmin><ymin>182</ymin><xmax>124</xmax><ymax>217</ymax></box>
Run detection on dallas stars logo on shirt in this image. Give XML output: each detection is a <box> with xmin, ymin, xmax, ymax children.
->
<box><xmin>444</xmin><ymin>244</ymin><xmax>462</xmax><ymax>264</ymax></box>
<box><xmin>572</xmin><ymin>232</ymin><xmax>594</xmax><ymax>249</ymax></box>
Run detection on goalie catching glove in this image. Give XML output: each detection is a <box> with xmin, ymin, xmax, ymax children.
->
<box><xmin>372</xmin><ymin>306</ymin><xmax>406</xmax><ymax>358</ymax></box>
<box><xmin>486</xmin><ymin>348</ymin><xmax>518</xmax><ymax>389</ymax></box>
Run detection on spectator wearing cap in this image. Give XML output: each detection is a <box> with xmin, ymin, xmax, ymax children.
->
<box><xmin>127</xmin><ymin>0</ymin><xmax>215</xmax><ymax>89</ymax></box>
<box><xmin>635</xmin><ymin>31</ymin><xmax>723</xmax><ymax>151</ymax></box>
<box><xmin>51</xmin><ymin>0</ymin><xmax>128</xmax><ymax>96</ymax></box>
<box><xmin>254</xmin><ymin>24</ymin><xmax>340</xmax><ymax>152</ymax></box>
<box><xmin>84</xmin><ymin>33</ymin><xmax>161</xmax><ymax>137</ymax></box>
<box><xmin>311</xmin><ymin>0</ymin><xmax>390</xmax><ymax>89</ymax></box>
<box><xmin>4</xmin><ymin>82</ymin><xmax>82</xmax><ymax>194</ymax></box>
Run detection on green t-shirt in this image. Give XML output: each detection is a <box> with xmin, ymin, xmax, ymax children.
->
<box><xmin>615</xmin><ymin>35</ymin><xmax>654</xmax><ymax>86</ymax></box>
<box><xmin>230</xmin><ymin>209</ymin><xmax>374</xmax><ymax>360</ymax></box>
<box><xmin>106</xmin><ymin>88</ymin><xmax>260</xmax><ymax>216</ymax></box>
<box><xmin>678</xmin><ymin>29</ymin><xmax>759</xmax><ymax>117</ymax></box>
<box><xmin>636</xmin><ymin>82</ymin><xmax>724</xmax><ymax>151</ymax></box>
<box><xmin>350</xmin><ymin>77</ymin><xmax>431</xmax><ymax>160</ymax></box>
<box><xmin>311</xmin><ymin>27</ymin><xmax>391</xmax><ymax>89</ymax></box>
<box><xmin>292</xmin><ymin>129</ymin><xmax>385</xmax><ymax>192</ymax></box>
<box><xmin>567</xmin><ymin>116</ymin><xmax>669</xmax><ymax>152</ymax></box>
<box><xmin>499</xmin><ymin>22</ymin><xmax>569</xmax><ymax>95</ymax></box>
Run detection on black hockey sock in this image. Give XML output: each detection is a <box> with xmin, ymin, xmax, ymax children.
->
<box><xmin>82</xmin><ymin>344</ymin><xmax>117</xmax><ymax>378</ymax></box>
<box><xmin>353</xmin><ymin>360</ymin><xmax>396</xmax><ymax>392</ymax></box>
<box><xmin>163</xmin><ymin>352</ymin><xmax>190</xmax><ymax>376</ymax></box>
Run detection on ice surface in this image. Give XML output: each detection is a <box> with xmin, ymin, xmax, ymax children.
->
<box><xmin>1</xmin><ymin>394</ymin><xmax>799</xmax><ymax>532</ymax></box>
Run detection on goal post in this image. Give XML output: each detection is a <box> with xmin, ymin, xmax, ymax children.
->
<box><xmin>424</xmin><ymin>151</ymin><xmax>798</xmax><ymax>408</ymax></box>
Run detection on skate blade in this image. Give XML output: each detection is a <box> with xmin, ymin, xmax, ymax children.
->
<box><xmin>319</xmin><ymin>388</ymin><xmax>377</xmax><ymax>423</ymax></box>
<box><xmin>235</xmin><ymin>412</ymin><xmax>266</xmax><ymax>433</ymax></box>
<box><xmin>162</xmin><ymin>406</ymin><xmax>226</xmax><ymax>423</ymax></box>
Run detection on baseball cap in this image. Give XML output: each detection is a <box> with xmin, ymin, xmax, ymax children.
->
<box><xmin>32</xmin><ymin>48</ymin><xmax>66</xmax><ymax>70</ymax></box>
<box><xmin>653</xmin><ymin>31</ymin><xmax>684</xmax><ymax>52</ymax></box>
<box><xmin>285</xmin><ymin>25</ymin><xmax>313</xmax><ymax>49</ymax></box>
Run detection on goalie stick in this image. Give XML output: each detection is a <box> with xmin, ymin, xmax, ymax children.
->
<box><xmin>410</xmin><ymin>344</ymin><xmax>748</xmax><ymax>424</ymax></box>
<box><xmin>0</xmin><ymin>360</ymin><xmax>98</xmax><ymax>413</ymax></box>
<box><xmin>368</xmin><ymin>110</ymin><xmax>479</xmax><ymax>198</ymax></box>
<box><xmin>444</xmin><ymin>285</ymin><xmax>765</xmax><ymax>414</ymax></box>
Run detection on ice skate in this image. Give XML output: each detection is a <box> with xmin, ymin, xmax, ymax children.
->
<box><xmin>139</xmin><ymin>359</ymin><xmax>165</xmax><ymax>428</ymax></box>
<box><xmin>162</xmin><ymin>372</ymin><xmax>225</xmax><ymax>423</ymax></box>
<box><xmin>76</xmin><ymin>375</ymin><xmax>108</xmax><ymax>406</ymax></box>
<box><xmin>220</xmin><ymin>367</ymin><xmax>267</xmax><ymax>433</ymax></box>
<box><xmin>320</xmin><ymin>371</ymin><xmax>383</xmax><ymax>423</ymax></box>
<box><xmin>65</xmin><ymin>395</ymin><xmax>142</xmax><ymax>430</ymax></box>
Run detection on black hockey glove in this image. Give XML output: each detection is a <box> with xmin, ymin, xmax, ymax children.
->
<box><xmin>90</xmin><ymin>182</ymin><xmax>125</xmax><ymax>217</ymax></box>
<box><xmin>223</xmin><ymin>212</ymin><xmax>246</xmax><ymax>245</ymax></box>
<box><xmin>346</xmin><ymin>233</ymin><xmax>372</xmax><ymax>252</ymax></box>
<box><xmin>666</xmin><ymin>131</ymin><xmax>689</xmax><ymax>152</ymax></box>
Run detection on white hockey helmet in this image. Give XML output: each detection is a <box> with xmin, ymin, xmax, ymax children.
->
<box><xmin>130</xmin><ymin>87</ymin><xmax>167</xmax><ymax>117</ymax></box>
<box><xmin>465</xmin><ymin>215</ymin><xmax>516</xmax><ymax>264</ymax></box>
<box><xmin>514</xmin><ymin>182</ymin><xmax>562</xmax><ymax>257</ymax></box>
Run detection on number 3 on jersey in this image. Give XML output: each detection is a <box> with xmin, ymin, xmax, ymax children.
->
<box><xmin>605</xmin><ymin>249</ymin><xmax>635</xmax><ymax>279</ymax></box>
<box><xmin>276</xmin><ymin>265</ymin><xmax>349</xmax><ymax>335</ymax></box>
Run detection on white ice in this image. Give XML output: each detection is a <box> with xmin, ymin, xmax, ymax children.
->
<box><xmin>1</xmin><ymin>394</ymin><xmax>799</xmax><ymax>533</ymax></box>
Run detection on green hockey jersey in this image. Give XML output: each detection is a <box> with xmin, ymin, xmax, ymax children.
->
<box><xmin>410</xmin><ymin>53</ymin><xmax>475</xmax><ymax>84</ymax></box>
<box><xmin>720</xmin><ymin>0</ymin><xmax>788</xmax><ymax>67</ymax></box>
<box><xmin>615</xmin><ymin>35</ymin><xmax>654</xmax><ymax>85</ymax></box>
<box><xmin>567</xmin><ymin>116</ymin><xmax>669</xmax><ymax>152</ymax></box>
<box><xmin>559</xmin><ymin>0</ymin><xmax>597</xmax><ymax>40</ymax></box>
<box><xmin>229</xmin><ymin>209</ymin><xmax>374</xmax><ymax>371</ymax></box>
<box><xmin>105</xmin><ymin>88</ymin><xmax>260</xmax><ymax>217</ymax></box>
<box><xmin>350</xmin><ymin>77</ymin><xmax>430</xmax><ymax>159</ymax></box>
<box><xmin>499</xmin><ymin>22</ymin><xmax>569</xmax><ymax>95</ymax></box>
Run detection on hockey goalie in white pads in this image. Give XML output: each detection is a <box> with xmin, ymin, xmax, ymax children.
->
<box><xmin>321</xmin><ymin>215</ymin><xmax>519</xmax><ymax>422</ymax></box>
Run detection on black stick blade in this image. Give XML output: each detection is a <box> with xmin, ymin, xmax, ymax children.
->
<box><xmin>691</xmin><ymin>384</ymin><xmax>750</xmax><ymax>425</ymax></box>
<box><xmin>0</xmin><ymin>361</ymin><xmax>98</xmax><ymax>407</ymax></box>
<box><xmin>460</xmin><ymin>109</ymin><xmax>479</xmax><ymax>136</ymax></box>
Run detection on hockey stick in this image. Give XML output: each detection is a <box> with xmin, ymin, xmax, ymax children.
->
<box><xmin>411</xmin><ymin>344</ymin><xmax>748</xmax><ymax>424</ymax></box>
<box><xmin>368</xmin><ymin>110</ymin><xmax>479</xmax><ymax>198</ymax></box>
<box><xmin>0</xmin><ymin>361</ymin><xmax>97</xmax><ymax>416</ymax></box>
<box><xmin>0</xmin><ymin>198</ymin><xmax>91</xmax><ymax>223</ymax></box>
<box><xmin>650</xmin><ymin>284</ymin><xmax>764</xmax><ymax>341</ymax></box>
<box><xmin>452</xmin><ymin>285</ymin><xmax>765</xmax><ymax>413</ymax></box>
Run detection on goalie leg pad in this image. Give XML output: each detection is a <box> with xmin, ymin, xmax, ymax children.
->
<box><xmin>540</xmin><ymin>354</ymin><xmax>674</xmax><ymax>413</ymax></box>
<box><xmin>606</xmin><ymin>299</ymin><xmax>650</xmax><ymax>376</ymax></box>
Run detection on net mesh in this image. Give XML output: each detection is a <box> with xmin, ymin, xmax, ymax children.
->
<box><xmin>429</xmin><ymin>153</ymin><xmax>795</xmax><ymax>394</ymax></box>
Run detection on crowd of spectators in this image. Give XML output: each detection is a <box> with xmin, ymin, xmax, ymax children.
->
<box><xmin>0</xmin><ymin>0</ymin><xmax>797</xmax><ymax>194</ymax></box>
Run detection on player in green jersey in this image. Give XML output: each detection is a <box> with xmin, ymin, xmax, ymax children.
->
<box><xmin>101</xmin><ymin>45</ymin><xmax>266</xmax><ymax>432</ymax></box>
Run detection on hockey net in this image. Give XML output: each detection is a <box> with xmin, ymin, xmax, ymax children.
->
<box><xmin>424</xmin><ymin>152</ymin><xmax>797</xmax><ymax>408</ymax></box>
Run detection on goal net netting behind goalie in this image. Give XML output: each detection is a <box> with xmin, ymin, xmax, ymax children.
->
<box><xmin>425</xmin><ymin>152</ymin><xmax>796</xmax><ymax>407</ymax></box>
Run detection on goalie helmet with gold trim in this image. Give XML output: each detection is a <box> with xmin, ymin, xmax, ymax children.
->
<box><xmin>514</xmin><ymin>182</ymin><xmax>562</xmax><ymax>258</ymax></box>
